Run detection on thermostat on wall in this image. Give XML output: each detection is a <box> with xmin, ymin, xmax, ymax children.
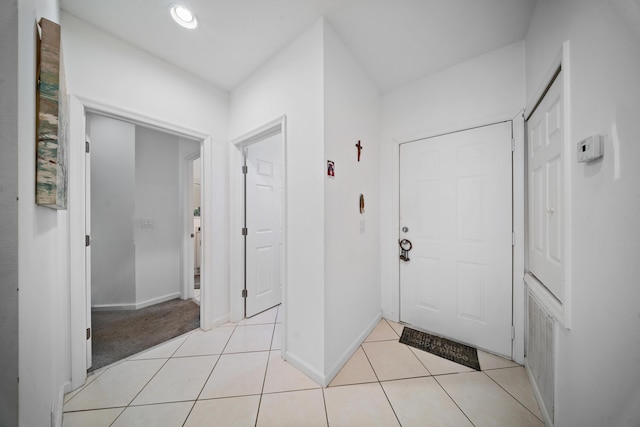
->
<box><xmin>577</xmin><ymin>135</ymin><xmax>603</xmax><ymax>163</ymax></box>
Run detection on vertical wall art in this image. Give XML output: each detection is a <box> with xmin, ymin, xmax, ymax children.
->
<box><xmin>36</xmin><ymin>18</ymin><xmax>68</xmax><ymax>209</ymax></box>
<box><xmin>355</xmin><ymin>140</ymin><xmax>363</xmax><ymax>162</ymax></box>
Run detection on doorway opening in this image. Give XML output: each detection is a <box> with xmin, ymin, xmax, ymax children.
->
<box><xmin>191</xmin><ymin>157</ymin><xmax>202</xmax><ymax>304</ymax></box>
<box><xmin>86</xmin><ymin>113</ymin><xmax>201</xmax><ymax>371</ymax></box>
<box><xmin>69</xmin><ymin>95</ymin><xmax>215</xmax><ymax>389</ymax></box>
<box><xmin>230</xmin><ymin>116</ymin><xmax>288</xmax><ymax>339</ymax></box>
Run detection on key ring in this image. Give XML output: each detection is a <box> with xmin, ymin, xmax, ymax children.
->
<box><xmin>399</xmin><ymin>239</ymin><xmax>412</xmax><ymax>251</ymax></box>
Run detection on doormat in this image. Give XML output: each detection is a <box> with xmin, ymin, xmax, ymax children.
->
<box><xmin>400</xmin><ymin>327</ymin><xmax>481</xmax><ymax>371</ymax></box>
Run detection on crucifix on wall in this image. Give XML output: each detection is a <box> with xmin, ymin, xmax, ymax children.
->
<box><xmin>355</xmin><ymin>140</ymin><xmax>363</xmax><ymax>162</ymax></box>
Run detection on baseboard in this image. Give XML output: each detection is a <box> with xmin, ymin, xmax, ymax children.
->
<box><xmin>92</xmin><ymin>292</ymin><xmax>182</xmax><ymax>311</ymax></box>
<box><xmin>382</xmin><ymin>310</ymin><xmax>399</xmax><ymax>322</ymax></box>
<box><xmin>525</xmin><ymin>358</ymin><xmax>554</xmax><ymax>427</ymax></box>
<box><xmin>205</xmin><ymin>313</ymin><xmax>230</xmax><ymax>330</ymax></box>
<box><xmin>324</xmin><ymin>311</ymin><xmax>383</xmax><ymax>386</ymax></box>
<box><xmin>283</xmin><ymin>350</ymin><xmax>325</xmax><ymax>387</ymax></box>
<box><xmin>51</xmin><ymin>381</ymin><xmax>68</xmax><ymax>427</ymax></box>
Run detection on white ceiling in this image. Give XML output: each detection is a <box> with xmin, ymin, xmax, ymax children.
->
<box><xmin>60</xmin><ymin>0</ymin><xmax>536</xmax><ymax>93</ymax></box>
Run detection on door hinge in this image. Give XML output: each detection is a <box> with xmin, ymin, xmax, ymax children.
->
<box><xmin>242</xmin><ymin>165</ymin><xmax>248</xmax><ymax>174</ymax></box>
<box><xmin>85</xmin><ymin>235</ymin><xmax>91</xmax><ymax>247</ymax></box>
<box><xmin>511</xmin><ymin>326</ymin><xmax>516</xmax><ymax>340</ymax></box>
<box><xmin>242</xmin><ymin>227</ymin><xmax>248</xmax><ymax>236</ymax></box>
<box><xmin>512</xmin><ymin>232</ymin><xmax>516</xmax><ymax>246</ymax></box>
<box><xmin>86</xmin><ymin>328</ymin><xmax>91</xmax><ymax>340</ymax></box>
<box><xmin>242</xmin><ymin>289</ymin><xmax>248</xmax><ymax>298</ymax></box>
<box><xmin>85</xmin><ymin>141</ymin><xmax>90</xmax><ymax>153</ymax></box>
<box><xmin>511</xmin><ymin>138</ymin><xmax>515</xmax><ymax>152</ymax></box>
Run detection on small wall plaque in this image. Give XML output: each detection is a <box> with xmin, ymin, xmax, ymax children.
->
<box><xmin>327</xmin><ymin>160</ymin><xmax>335</xmax><ymax>178</ymax></box>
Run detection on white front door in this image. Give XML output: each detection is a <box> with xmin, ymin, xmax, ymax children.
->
<box><xmin>245</xmin><ymin>134</ymin><xmax>283</xmax><ymax>317</ymax></box>
<box><xmin>399</xmin><ymin>122</ymin><xmax>513</xmax><ymax>356</ymax></box>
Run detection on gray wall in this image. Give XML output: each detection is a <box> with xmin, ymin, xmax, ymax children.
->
<box><xmin>89</xmin><ymin>114</ymin><xmax>137</xmax><ymax>306</ymax></box>
<box><xmin>0</xmin><ymin>0</ymin><xmax>20</xmax><ymax>425</ymax></box>
<box><xmin>134</xmin><ymin>127</ymin><xmax>197</xmax><ymax>305</ymax></box>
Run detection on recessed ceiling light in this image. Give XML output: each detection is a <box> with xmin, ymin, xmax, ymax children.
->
<box><xmin>170</xmin><ymin>4</ymin><xmax>198</xmax><ymax>29</ymax></box>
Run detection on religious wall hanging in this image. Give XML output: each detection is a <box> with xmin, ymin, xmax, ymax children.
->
<box><xmin>327</xmin><ymin>160</ymin><xmax>335</xmax><ymax>178</ymax></box>
<box><xmin>355</xmin><ymin>140</ymin><xmax>363</xmax><ymax>162</ymax></box>
<box><xmin>36</xmin><ymin>18</ymin><xmax>68</xmax><ymax>209</ymax></box>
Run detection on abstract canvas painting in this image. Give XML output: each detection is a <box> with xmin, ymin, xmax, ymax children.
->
<box><xmin>36</xmin><ymin>18</ymin><xmax>68</xmax><ymax>209</ymax></box>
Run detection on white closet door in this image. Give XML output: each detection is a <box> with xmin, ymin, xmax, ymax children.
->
<box><xmin>528</xmin><ymin>74</ymin><xmax>564</xmax><ymax>301</ymax></box>
<box><xmin>245</xmin><ymin>135</ymin><xmax>283</xmax><ymax>317</ymax></box>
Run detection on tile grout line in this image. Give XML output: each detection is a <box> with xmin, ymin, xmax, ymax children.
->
<box><xmin>105</xmin><ymin>356</ymin><xmax>174</xmax><ymax>426</ymax></box>
<box><xmin>382</xmin><ymin>318</ymin><xmax>403</xmax><ymax>339</ymax></box>
<box><xmin>482</xmin><ymin>370</ymin><xmax>544</xmax><ymax>423</ymax></box>
<box><xmin>65</xmin><ymin>332</ymin><xmax>196</xmax><ymax>419</ymax></box>
<box><xmin>253</xmin><ymin>314</ymin><xmax>278</xmax><ymax>426</ymax></box>
<box><xmin>321</xmin><ymin>388</ymin><xmax>330</xmax><ymax>427</ymax></box>
<box><xmin>69</xmin><ymin>312</ymin><xmax>282</xmax><ymax>424</ymax></box>
<box><xmin>432</xmin><ymin>374</ymin><xmax>477</xmax><ymax>427</ymax></box>
<box><xmin>401</xmin><ymin>341</ymin><xmax>434</xmax><ymax>377</ymax></box>
<box><xmin>70</xmin><ymin>329</ymin><xmax>196</xmax><ymax>404</ymax></box>
<box><xmin>359</xmin><ymin>344</ymin><xmax>381</xmax><ymax>383</ymax></box>
<box><xmin>378</xmin><ymin>380</ymin><xmax>404</xmax><ymax>426</ymax></box>
<box><xmin>360</xmin><ymin>343</ymin><xmax>405</xmax><ymax>426</ymax></box>
<box><xmin>352</xmin><ymin>339</ymin><xmax>402</xmax><ymax>427</ymax></box>
<box><xmin>183</xmin><ymin>322</ymin><xmax>240</xmax><ymax>425</ymax></box>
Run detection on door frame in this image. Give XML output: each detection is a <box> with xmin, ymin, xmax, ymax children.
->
<box><xmin>523</xmin><ymin>41</ymin><xmax>573</xmax><ymax>330</ymax></box>
<box><xmin>69</xmin><ymin>94</ymin><xmax>214</xmax><ymax>389</ymax></box>
<box><xmin>182</xmin><ymin>152</ymin><xmax>201</xmax><ymax>301</ymax></box>
<box><xmin>230</xmin><ymin>116</ymin><xmax>287</xmax><ymax>344</ymax></box>
<box><xmin>393</xmin><ymin>117</ymin><xmax>525</xmax><ymax>364</ymax></box>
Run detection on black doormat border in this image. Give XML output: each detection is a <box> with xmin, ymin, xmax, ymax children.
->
<box><xmin>400</xmin><ymin>327</ymin><xmax>481</xmax><ymax>371</ymax></box>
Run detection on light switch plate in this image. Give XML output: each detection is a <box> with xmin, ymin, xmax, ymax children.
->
<box><xmin>140</xmin><ymin>217</ymin><xmax>155</xmax><ymax>228</ymax></box>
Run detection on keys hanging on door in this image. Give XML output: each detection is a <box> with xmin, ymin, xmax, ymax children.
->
<box><xmin>399</xmin><ymin>239</ymin><xmax>412</xmax><ymax>262</ymax></box>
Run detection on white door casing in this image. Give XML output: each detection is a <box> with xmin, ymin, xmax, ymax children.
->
<box><xmin>245</xmin><ymin>134</ymin><xmax>283</xmax><ymax>317</ymax></box>
<box><xmin>69</xmin><ymin>95</ymin><xmax>214</xmax><ymax>391</ymax></box>
<box><xmin>527</xmin><ymin>73</ymin><xmax>564</xmax><ymax>302</ymax></box>
<box><xmin>399</xmin><ymin>122</ymin><xmax>513</xmax><ymax>356</ymax></box>
<box><xmin>85</xmin><ymin>135</ymin><xmax>92</xmax><ymax>369</ymax></box>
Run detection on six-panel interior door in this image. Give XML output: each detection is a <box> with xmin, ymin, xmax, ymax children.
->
<box><xmin>399</xmin><ymin>122</ymin><xmax>513</xmax><ymax>356</ymax></box>
<box><xmin>527</xmin><ymin>72</ymin><xmax>564</xmax><ymax>302</ymax></box>
<box><xmin>245</xmin><ymin>134</ymin><xmax>283</xmax><ymax>317</ymax></box>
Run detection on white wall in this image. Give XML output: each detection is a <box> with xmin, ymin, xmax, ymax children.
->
<box><xmin>0</xmin><ymin>0</ymin><xmax>19</xmax><ymax>424</ymax></box>
<box><xmin>17</xmin><ymin>1</ymin><xmax>71</xmax><ymax>426</ymax></box>
<box><xmin>61</xmin><ymin>12</ymin><xmax>230</xmax><ymax>324</ymax></box>
<box><xmin>89</xmin><ymin>114</ymin><xmax>136</xmax><ymax>307</ymax></box>
<box><xmin>525</xmin><ymin>2</ymin><xmax>640</xmax><ymax>426</ymax></box>
<box><xmin>379</xmin><ymin>42</ymin><xmax>526</xmax><ymax>320</ymax></box>
<box><xmin>323</xmin><ymin>21</ymin><xmax>382</xmax><ymax>377</ymax></box>
<box><xmin>230</xmin><ymin>20</ymin><xmax>326</xmax><ymax>377</ymax></box>
<box><xmin>135</xmin><ymin>126</ymin><xmax>198</xmax><ymax>305</ymax></box>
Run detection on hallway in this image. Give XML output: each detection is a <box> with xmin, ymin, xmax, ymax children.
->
<box><xmin>63</xmin><ymin>305</ymin><xmax>542</xmax><ymax>426</ymax></box>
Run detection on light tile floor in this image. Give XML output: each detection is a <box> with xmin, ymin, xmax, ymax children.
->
<box><xmin>63</xmin><ymin>305</ymin><xmax>543</xmax><ymax>426</ymax></box>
